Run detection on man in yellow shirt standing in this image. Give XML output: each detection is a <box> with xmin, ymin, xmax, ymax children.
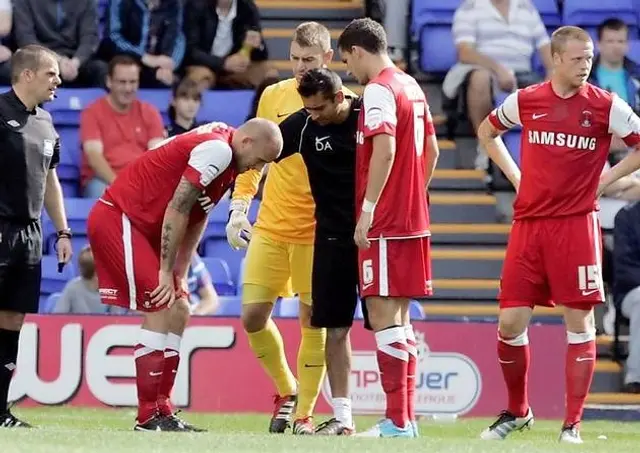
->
<box><xmin>225</xmin><ymin>22</ymin><xmax>333</xmax><ymax>435</ymax></box>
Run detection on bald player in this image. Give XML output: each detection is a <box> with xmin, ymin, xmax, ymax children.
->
<box><xmin>88</xmin><ymin>118</ymin><xmax>281</xmax><ymax>431</ymax></box>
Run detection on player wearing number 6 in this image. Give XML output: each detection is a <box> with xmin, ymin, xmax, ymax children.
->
<box><xmin>338</xmin><ymin>18</ymin><xmax>440</xmax><ymax>438</ymax></box>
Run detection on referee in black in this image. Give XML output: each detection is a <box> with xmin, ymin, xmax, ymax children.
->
<box><xmin>275</xmin><ymin>68</ymin><xmax>359</xmax><ymax>435</ymax></box>
<box><xmin>0</xmin><ymin>45</ymin><xmax>72</xmax><ymax>428</ymax></box>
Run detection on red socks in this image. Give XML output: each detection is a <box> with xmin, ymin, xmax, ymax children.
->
<box><xmin>158</xmin><ymin>333</ymin><xmax>181</xmax><ymax>417</ymax></box>
<box><xmin>375</xmin><ymin>326</ymin><xmax>409</xmax><ymax>428</ymax></box>
<box><xmin>497</xmin><ymin>327</ymin><xmax>596</xmax><ymax>429</ymax></box>
<box><xmin>497</xmin><ymin>331</ymin><xmax>530</xmax><ymax>418</ymax></box>
<box><xmin>565</xmin><ymin>330</ymin><xmax>596</xmax><ymax>428</ymax></box>
<box><xmin>404</xmin><ymin>325</ymin><xmax>417</xmax><ymax>423</ymax></box>
<box><xmin>134</xmin><ymin>329</ymin><xmax>166</xmax><ymax>424</ymax></box>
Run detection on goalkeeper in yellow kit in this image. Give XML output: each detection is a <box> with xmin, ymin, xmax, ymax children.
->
<box><xmin>225</xmin><ymin>22</ymin><xmax>351</xmax><ymax>435</ymax></box>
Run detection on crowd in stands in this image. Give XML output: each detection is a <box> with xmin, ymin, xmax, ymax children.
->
<box><xmin>8</xmin><ymin>0</ymin><xmax>640</xmax><ymax>392</ymax></box>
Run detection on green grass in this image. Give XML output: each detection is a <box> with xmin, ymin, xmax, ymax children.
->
<box><xmin>0</xmin><ymin>406</ymin><xmax>637</xmax><ymax>453</ymax></box>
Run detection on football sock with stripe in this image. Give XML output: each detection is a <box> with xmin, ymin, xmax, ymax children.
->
<box><xmin>564</xmin><ymin>330</ymin><xmax>596</xmax><ymax>428</ymax></box>
<box><xmin>134</xmin><ymin>329</ymin><xmax>166</xmax><ymax>424</ymax></box>
<box><xmin>375</xmin><ymin>326</ymin><xmax>409</xmax><ymax>428</ymax></box>
<box><xmin>157</xmin><ymin>333</ymin><xmax>181</xmax><ymax>417</ymax></box>
<box><xmin>404</xmin><ymin>325</ymin><xmax>418</xmax><ymax>422</ymax></box>
<box><xmin>498</xmin><ymin>330</ymin><xmax>530</xmax><ymax>418</ymax></box>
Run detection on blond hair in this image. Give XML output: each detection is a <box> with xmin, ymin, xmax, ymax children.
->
<box><xmin>551</xmin><ymin>26</ymin><xmax>592</xmax><ymax>56</ymax></box>
<box><xmin>292</xmin><ymin>22</ymin><xmax>331</xmax><ymax>52</ymax></box>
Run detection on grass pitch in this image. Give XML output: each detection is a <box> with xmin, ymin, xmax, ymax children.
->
<box><xmin>0</xmin><ymin>406</ymin><xmax>637</xmax><ymax>453</ymax></box>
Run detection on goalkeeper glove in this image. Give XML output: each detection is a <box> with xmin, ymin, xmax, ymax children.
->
<box><xmin>226</xmin><ymin>199</ymin><xmax>252</xmax><ymax>250</ymax></box>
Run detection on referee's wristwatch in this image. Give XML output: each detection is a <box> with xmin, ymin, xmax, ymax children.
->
<box><xmin>56</xmin><ymin>228</ymin><xmax>73</xmax><ymax>240</ymax></box>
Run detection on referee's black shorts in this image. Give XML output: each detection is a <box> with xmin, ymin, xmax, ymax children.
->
<box><xmin>0</xmin><ymin>219</ymin><xmax>42</xmax><ymax>314</ymax></box>
<box><xmin>310</xmin><ymin>237</ymin><xmax>359</xmax><ymax>329</ymax></box>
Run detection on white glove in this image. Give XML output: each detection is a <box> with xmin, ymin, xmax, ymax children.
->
<box><xmin>226</xmin><ymin>200</ymin><xmax>252</xmax><ymax>250</ymax></box>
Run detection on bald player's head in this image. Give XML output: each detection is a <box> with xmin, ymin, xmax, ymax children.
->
<box><xmin>232</xmin><ymin>117</ymin><xmax>283</xmax><ymax>172</ymax></box>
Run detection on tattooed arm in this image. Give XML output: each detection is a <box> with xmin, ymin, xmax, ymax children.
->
<box><xmin>160</xmin><ymin>177</ymin><xmax>202</xmax><ymax>273</ymax></box>
<box><xmin>160</xmin><ymin>138</ymin><xmax>232</xmax><ymax>274</ymax></box>
<box><xmin>173</xmin><ymin>217</ymin><xmax>207</xmax><ymax>280</ymax></box>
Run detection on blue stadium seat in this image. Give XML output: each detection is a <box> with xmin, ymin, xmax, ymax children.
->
<box><xmin>629</xmin><ymin>39</ymin><xmax>640</xmax><ymax>64</ymax></box>
<box><xmin>200</xmin><ymin>257</ymin><xmax>236</xmax><ymax>296</ymax></box>
<box><xmin>214</xmin><ymin>296</ymin><xmax>242</xmax><ymax>316</ymax></box>
<box><xmin>59</xmin><ymin>180</ymin><xmax>80</xmax><ymax>198</ymax></box>
<box><xmin>412</xmin><ymin>0</ymin><xmax>463</xmax><ymax>73</ymax></box>
<box><xmin>503</xmin><ymin>130</ymin><xmax>522</xmax><ymax>166</ymax></box>
<box><xmin>53</xmin><ymin>120</ymin><xmax>81</xmax><ymax>197</ymax></box>
<box><xmin>237</xmin><ymin>257</ymin><xmax>246</xmax><ymax>295</ymax></box>
<box><xmin>634</xmin><ymin>0</ymin><xmax>640</xmax><ymax>26</ymax></box>
<box><xmin>412</xmin><ymin>0</ymin><xmax>462</xmax><ymax>26</ymax></box>
<box><xmin>41</xmin><ymin>256</ymin><xmax>76</xmax><ymax>295</ymax></box>
<box><xmin>137</xmin><ymin>89</ymin><xmax>255</xmax><ymax>127</ymax></box>
<box><xmin>199</xmin><ymin>90</ymin><xmax>255</xmax><ymax>127</ymax></box>
<box><xmin>531</xmin><ymin>0</ymin><xmax>562</xmax><ymax>30</ymax></box>
<box><xmin>352</xmin><ymin>300</ymin><xmax>424</xmax><ymax>321</ymax></box>
<box><xmin>563</xmin><ymin>0</ymin><xmax>638</xmax><ymax>36</ymax></box>
<box><xmin>274</xmin><ymin>297</ymin><xmax>299</xmax><ymax>318</ymax></box>
<box><xmin>42</xmin><ymin>198</ymin><xmax>96</xmax><ymax>253</ymax></box>
<box><xmin>418</xmin><ymin>27</ymin><xmax>458</xmax><ymax>73</ymax></box>
<box><xmin>203</xmin><ymin>198</ymin><xmax>260</xmax><ymax>241</ymax></box>
<box><xmin>409</xmin><ymin>300</ymin><xmax>426</xmax><ymax>320</ymax></box>
<box><xmin>57</xmin><ymin>127</ymin><xmax>81</xmax><ymax>181</ymax></box>
<box><xmin>354</xmin><ymin>300</ymin><xmax>364</xmax><ymax>320</ymax></box>
<box><xmin>46</xmin><ymin>87</ymin><xmax>254</xmax><ymax>129</ymax></box>
<box><xmin>202</xmin><ymin>238</ymin><xmax>245</xmax><ymax>285</ymax></box>
<box><xmin>46</xmin><ymin>88</ymin><xmax>104</xmax><ymax>126</ymax></box>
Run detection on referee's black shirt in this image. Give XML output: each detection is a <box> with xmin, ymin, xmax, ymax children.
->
<box><xmin>277</xmin><ymin>97</ymin><xmax>360</xmax><ymax>241</ymax></box>
<box><xmin>0</xmin><ymin>90</ymin><xmax>60</xmax><ymax>223</ymax></box>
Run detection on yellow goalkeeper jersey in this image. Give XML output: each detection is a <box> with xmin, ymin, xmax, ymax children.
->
<box><xmin>233</xmin><ymin>78</ymin><xmax>356</xmax><ymax>243</ymax></box>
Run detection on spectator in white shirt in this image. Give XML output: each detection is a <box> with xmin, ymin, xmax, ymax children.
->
<box><xmin>445</xmin><ymin>0</ymin><xmax>553</xmax><ymax>169</ymax></box>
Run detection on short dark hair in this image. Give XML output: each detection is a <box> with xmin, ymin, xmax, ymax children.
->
<box><xmin>108</xmin><ymin>55</ymin><xmax>140</xmax><ymax>77</ymax></box>
<box><xmin>297</xmin><ymin>68</ymin><xmax>343</xmax><ymax>100</ymax></box>
<box><xmin>597</xmin><ymin>18</ymin><xmax>628</xmax><ymax>40</ymax></box>
<box><xmin>10</xmin><ymin>45</ymin><xmax>57</xmax><ymax>84</ymax></box>
<box><xmin>337</xmin><ymin>18</ymin><xmax>387</xmax><ymax>55</ymax></box>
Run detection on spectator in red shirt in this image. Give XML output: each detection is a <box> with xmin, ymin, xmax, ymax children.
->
<box><xmin>80</xmin><ymin>56</ymin><xmax>165</xmax><ymax>198</ymax></box>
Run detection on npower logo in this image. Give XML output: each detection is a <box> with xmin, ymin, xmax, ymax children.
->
<box><xmin>8</xmin><ymin>323</ymin><xmax>235</xmax><ymax>406</ymax></box>
<box><xmin>321</xmin><ymin>329</ymin><xmax>482</xmax><ymax>415</ymax></box>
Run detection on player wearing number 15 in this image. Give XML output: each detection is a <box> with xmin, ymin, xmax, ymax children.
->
<box><xmin>338</xmin><ymin>18</ymin><xmax>440</xmax><ymax>438</ymax></box>
<box><xmin>477</xmin><ymin>26</ymin><xmax>640</xmax><ymax>444</ymax></box>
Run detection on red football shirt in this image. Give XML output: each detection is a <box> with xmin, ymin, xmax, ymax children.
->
<box><xmin>103</xmin><ymin>122</ymin><xmax>238</xmax><ymax>241</ymax></box>
<box><xmin>489</xmin><ymin>81</ymin><xmax>640</xmax><ymax>219</ymax></box>
<box><xmin>356</xmin><ymin>67</ymin><xmax>435</xmax><ymax>239</ymax></box>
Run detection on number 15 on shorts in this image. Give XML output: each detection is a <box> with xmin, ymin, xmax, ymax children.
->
<box><xmin>577</xmin><ymin>264</ymin><xmax>600</xmax><ymax>296</ymax></box>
